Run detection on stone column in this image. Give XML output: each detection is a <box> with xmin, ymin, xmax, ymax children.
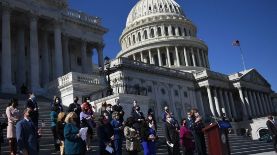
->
<box><xmin>261</xmin><ymin>93</ymin><xmax>269</xmax><ymax>115</ymax></box>
<box><xmin>29</xmin><ymin>15</ymin><xmax>41</xmax><ymax>91</ymax></box>
<box><xmin>238</xmin><ymin>87</ymin><xmax>248</xmax><ymax>119</ymax></box>
<box><xmin>224</xmin><ymin>90</ymin><xmax>232</xmax><ymax>118</ymax></box>
<box><xmin>201</xmin><ymin>49</ymin><xmax>206</xmax><ymax>68</ymax></box>
<box><xmin>169</xmin><ymin>26</ymin><xmax>173</xmax><ymax>36</ymax></box>
<box><xmin>54</xmin><ymin>22</ymin><xmax>63</xmax><ymax>78</ymax></box>
<box><xmin>166</xmin><ymin>47</ymin><xmax>171</xmax><ymax>67</ymax></box>
<box><xmin>183</xmin><ymin>47</ymin><xmax>189</xmax><ymax>66</ymax></box>
<box><xmin>205</xmin><ymin>52</ymin><xmax>210</xmax><ymax>68</ymax></box>
<box><xmin>197</xmin><ymin>48</ymin><xmax>203</xmax><ymax>67</ymax></box>
<box><xmin>266</xmin><ymin>94</ymin><xmax>274</xmax><ymax>113</ymax></box>
<box><xmin>161</xmin><ymin>25</ymin><xmax>165</xmax><ymax>36</ymax></box>
<box><xmin>157</xmin><ymin>48</ymin><xmax>162</xmax><ymax>66</ymax></box>
<box><xmin>248</xmin><ymin>91</ymin><xmax>257</xmax><ymax>117</ymax></box>
<box><xmin>140</xmin><ymin>52</ymin><xmax>143</xmax><ymax>62</ymax></box>
<box><xmin>213</xmin><ymin>88</ymin><xmax>221</xmax><ymax>117</ymax></box>
<box><xmin>218</xmin><ymin>89</ymin><xmax>226</xmax><ymax>115</ymax></box>
<box><xmin>251</xmin><ymin>91</ymin><xmax>261</xmax><ymax>116</ymax></box>
<box><xmin>133</xmin><ymin>54</ymin><xmax>136</xmax><ymax>61</ymax></box>
<box><xmin>244</xmin><ymin>90</ymin><xmax>252</xmax><ymax>117</ymax></box>
<box><xmin>97</xmin><ymin>45</ymin><xmax>104</xmax><ymax>70</ymax></box>
<box><xmin>81</xmin><ymin>41</ymin><xmax>88</xmax><ymax>73</ymax></box>
<box><xmin>191</xmin><ymin>47</ymin><xmax>196</xmax><ymax>67</ymax></box>
<box><xmin>62</xmin><ymin>36</ymin><xmax>70</xmax><ymax>74</ymax></box>
<box><xmin>1</xmin><ymin>6</ymin><xmax>16</xmax><ymax>93</ymax></box>
<box><xmin>255</xmin><ymin>92</ymin><xmax>264</xmax><ymax>116</ymax></box>
<box><xmin>175</xmin><ymin>46</ymin><xmax>180</xmax><ymax>66</ymax></box>
<box><xmin>148</xmin><ymin>50</ymin><xmax>152</xmax><ymax>64</ymax></box>
<box><xmin>207</xmin><ymin>86</ymin><xmax>216</xmax><ymax>116</ymax></box>
<box><xmin>229</xmin><ymin>92</ymin><xmax>237</xmax><ymax>119</ymax></box>
<box><xmin>41</xmin><ymin>32</ymin><xmax>50</xmax><ymax>84</ymax></box>
<box><xmin>16</xmin><ymin>26</ymin><xmax>26</xmax><ymax>89</ymax></box>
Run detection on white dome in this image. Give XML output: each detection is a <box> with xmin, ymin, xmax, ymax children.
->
<box><xmin>126</xmin><ymin>0</ymin><xmax>185</xmax><ymax>27</ymax></box>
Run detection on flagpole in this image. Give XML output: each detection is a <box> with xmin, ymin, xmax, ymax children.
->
<box><xmin>238</xmin><ymin>46</ymin><xmax>246</xmax><ymax>71</ymax></box>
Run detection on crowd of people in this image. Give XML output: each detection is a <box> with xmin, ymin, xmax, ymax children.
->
<box><xmin>0</xmin><ymin>93</ymin><xmax>209</xmax><ymax>155</ymax></box>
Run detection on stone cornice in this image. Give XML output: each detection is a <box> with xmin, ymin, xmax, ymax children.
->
<box><xmin>110</xmin><ymin>58</ymin><xmax>195</xmax><ymax>82</ymax></box>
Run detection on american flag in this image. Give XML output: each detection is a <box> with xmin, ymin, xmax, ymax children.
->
<box><xmin>232</xmin><ymin>40</ymin><xmax>240</xmax><ymax>46</ymax></box>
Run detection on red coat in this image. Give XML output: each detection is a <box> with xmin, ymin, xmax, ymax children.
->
<box><xmin>180</xmin><ymin>125</ymin><xmax>195</xmax><ymax>150</ymax></box>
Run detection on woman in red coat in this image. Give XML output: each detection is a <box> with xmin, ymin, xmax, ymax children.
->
<box><xmin>180</xmin><ymin>118</ymin><xmax>195</xmax><ymax>155</ymax></box>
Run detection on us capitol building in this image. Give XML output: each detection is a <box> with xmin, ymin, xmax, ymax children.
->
<box><xmin>1</xmin><ymin>0</ymin><xmax>277</xmax><ymax>139</ymax></box>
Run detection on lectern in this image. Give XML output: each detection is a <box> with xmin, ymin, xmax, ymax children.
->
<box><xmin>202</xmin><ymin>122</ymin><xmax>231</xmax><ymax>155</ymax></box>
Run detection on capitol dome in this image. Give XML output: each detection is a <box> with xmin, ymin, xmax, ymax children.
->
<box><xmin>126</xmin><ymin>0</ymin><xmax>185</xmax><ymax>27</ymax></box>
<box><xmin>118</xmin><ymin>0</ymin><xmax>210</xmax><ymax>72</ymax></box>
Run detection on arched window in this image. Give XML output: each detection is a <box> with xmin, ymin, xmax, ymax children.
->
<box><xmin>133</xmin><ymin>35</ymin><xmax>136</xmax><ymax>44</ymax></box>
<box><xmin>172</xmin><ymin>26</ymin><xmax>176</xmax><ymax>36</ymax></box>
<box><xmin>150</xmin><ymin>29</ymin><xmax>155</xmax><ymax>38</ymax></box>
<box><xmin>184</xmin><ymin>28</ymin><xmax>187</xmax><ymax>36</ymax></box>
<box><xmin>165</xmin><ymin>27</ymin><xmax>169</xmax><ymax>36</ymax></box>
<box><xmin>157</xmin><ymin>27</ymin><xmax>162</xmax><ymax>36</ymax></box>
<box><xmin>138</xmin><ymin>32</ymin><xmax>141</xmax><ymax>42</ymax></box>
<box><xmin>144</xmin><ymin>30</ymin><xmax>148</xmax><ymax>39</ymax></box>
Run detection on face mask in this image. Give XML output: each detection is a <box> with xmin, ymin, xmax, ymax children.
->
<box><xmin>31</xmin><ymin>95</ymin><xmax>36</xmax><ymax>101</ymax></box>
<box><xmin>148</xmin><ymin>117</ymin><xmax>152</xmax><ymax>120</ymax></box>
<box><xmin>74</xmin><ymin>99</ymin><xmax>78</xmax><ymax>103</ymax></box>
<box><xmin>107</xmin><ymin>107</ymin><xmax>111</xmax><ymax>111</ymax></box>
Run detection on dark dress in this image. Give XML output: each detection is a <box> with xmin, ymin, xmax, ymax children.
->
<box><xmin>191</xmin><ymin>120</ymin><xmax>206</xmax><ymax>155</ymax></box>
<box><xmin>164</xmin><ymin>121</ymin><xmax>180</xmax><ymax>155</ymax></box>
<box><xmin>112</xmin><ymin>105</ymin><xmax>125</xmax><ymax>123</ymax></box>
<box><xmin>97</xmin><ymin>122</ymin><xmax>115</xmax><ymax>155</ymax></box>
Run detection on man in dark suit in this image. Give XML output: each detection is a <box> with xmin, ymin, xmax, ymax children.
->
<box><xmin>164</xmin><ymin>113</ymin><xmax>180</xmax><ymax>155</ymax></box>
<box><xmin>131</xmin><ymin>105</ymin><xmax>145</xmax><ymax>131</ymax></box>
<box><xmin>112</xmin><ymin>99</ymin><xmax>125</xmax><ymax>123</ymax></box>
<box><xmin>25</xmin><ymin>93</ymin><xmax>39</xmax><ymax>129</ymax></box>
<box><xmin>68</xmin><ymin>96</ymin><xmax>82</xmax><ymax>128</ymax></box>
<box><xmin>266</xmin><ymin>115</ymin><xmax>277</xmax><ymax>152</ymax></box>
<box><xmin>16</xmin><ymin>108</ymin><xmax>39</xmax><ymax>155</ymax></box>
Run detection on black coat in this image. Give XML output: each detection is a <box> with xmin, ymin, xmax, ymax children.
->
<box><xmin>112</xmin><ymin>105</ymin><xmax>124</xmax><ymax>122</ymax></box>
<box><xmin>67</xmin><ymin>102</ymin><xmax>81</xmax><ymax>116</ymax></box>
<box><xmin>97</xmin><ymin>123</ymin><xmax>114</xmax><ymax>154</ymax></box>
<box><xmin>266</xmin><ymin>120</ymin><xmax>277</xmax><ymax>136</ymax></box>
<box><xmin>164</xmin><ymin>122</ymin><xmax>179</xmax><ymax>145</ymax></box>
<box><xmin>131</xmin><ymin>111</ymin><xmax>145</xmax><ymax>131</ymax></box>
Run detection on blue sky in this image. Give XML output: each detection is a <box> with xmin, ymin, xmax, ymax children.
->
<box><xmin>68</xmin><ymin>0</ymin><xmax>277</xmax><ymax>91</ymax></box>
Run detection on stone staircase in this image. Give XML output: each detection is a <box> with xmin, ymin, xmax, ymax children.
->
<box><xmin>0</xmin><ymin>96</ymin><xmax>275</xmax><ymax>155</ymax></box>
<box><xmin>229</xmin><ymin>134</ymin><xmax>275</xmax><ymax>155</ymax></box>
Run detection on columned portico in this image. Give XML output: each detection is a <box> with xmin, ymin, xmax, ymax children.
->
<box><xmin>175</xmin><ymin>47</ymin><xmax>180</xmax><ymax>67</ymax></box>
<box><xmin>254</xmin><ymin>92</ymin><xmax>263</xmax><ymax>116</ymax></box>
<box><xmin>191</xmin><ymin>47</ymin><xmax>196</xmax><ymax>67</ymax></box>
<box><xmin>244</xmin><ymin>90</ymin><xmax>252</xmax><ymax>117</ymax></box>
<box><xmin>166</xmin><ymin>47</ymin><xmax>171</xmax><ymax>67</ymax></box>
<box><xmin>1</xmin><ymin>6</ymin><xmax>16</xmax><ymax>93</ymax></box>
<box><xmin>157</xmin><ymin>48</ymin><xmax>162</xmax><ymax>66</ymax></box>
<box><xmin>81</xmin><ymin>41</ymin><xmax>88</xmax><ymax>73</ymax></box>
<box><xmin>183</xmin><ymin>47</ymin><xmax>189</xmax><ymax>66</ymax></box>
<box><xmin>224</xmin><ymin>90</ymin><xmax>232</xmax><ymax>118</ymax></box>
<box><xmin>229</xmin><ymin>92</ymin><xmax>237</xmax><ymax>119</ymax></box>
<box><xmin>62</xmin><ymin>36</ymin><xmax>70</xmax><ymax>74</ymax></box>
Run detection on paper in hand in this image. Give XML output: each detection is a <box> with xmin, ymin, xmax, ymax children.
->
<box><xmin>105</xmin><ymin>145</ymin><xmax>114</xmax><ymax>153</ymax></box>
<box><xmin>166</xmin><ymin>141</ymin><xmax>174</xmax><ymax>148</ymax></box>
<box><xmin>79</xmin><ymin>127</ymin><xmax>88</xmax><ymax>141</ymax></box>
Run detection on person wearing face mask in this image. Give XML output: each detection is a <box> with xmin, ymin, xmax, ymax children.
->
<box><xmin>68</xmin><ymin>96</ymin><xmax>81</xmax><ymax>128</ymax></box>
<box><xmin>164</xmin><ymin>114</ymin><xmax>180</xmax><ymax>155</ymax></box>
<box><xmin>191</xmin><ymin>108</ymin><xmax>206</xmax><ymax>155</ymax></box>
<box><xmin>131</xmin><ymin>105</ymin><xmax>145</xmax><ymax>131</ymax></box>
<box><xmin>16</xmin><ymin>108</ymin><xmax>39</xmax><ymax>155</ymax></box>
<box><xmin>51</xmin><ymin>96</ymin><xmax>63</xmax><ymax>113</ymax></box>
<box><xmin>111</xmin><ymin>112</ymin><xmax>124</xmax><ymax>155</ymax></box>
<box><xmin>97</xmin><ymin>115</ymin><xmax>115</xmax><ymax>155</ymax></box>
<box><xmin>145</xmin><ymin>114</ymin><xmax>158</xmax><ymax>155</ymax></box>
<box><xmin>180</xmin><ymin>118</ymin><xmax>195</xmax><ymax>155</ymax></box>
<box><xmin>102</xmin><ymin>104</ymin><xmax>113</xmax><ymax>122</ymax></box>
<box><xmin>112</xmin><ymin>99</ymin><xmax>125</xmax><ymax>123</ymax></box>
<box><xmin>162</xmin><ymin>106</ymin><xmax>170</xmax><ymax>123</ymax></box>
<box><xmin>6</xmin><ymin>98</ymin><xmax>20</xmax><ymax>155</ymax></box>
<box><xmin>64</xmin><ymin>112</ymin><xmax>86</xmax><ymax>155</ymax></box>
<box><xmin>26</xmin><ymin>93</ymin><xmax>39</xmax><ymax>129</ymax></box>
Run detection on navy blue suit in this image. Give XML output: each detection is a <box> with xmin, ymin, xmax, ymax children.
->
<box><xmin>16</xmin><ymin>119</ymin><xmax>38</xmax><ymax>155</ymax></box>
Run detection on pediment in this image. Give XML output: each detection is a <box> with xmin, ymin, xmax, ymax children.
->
<box><xmin>240</xmin><ymin>69</ymin><xmax>270</xmax><ymax>87</ymax></box>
